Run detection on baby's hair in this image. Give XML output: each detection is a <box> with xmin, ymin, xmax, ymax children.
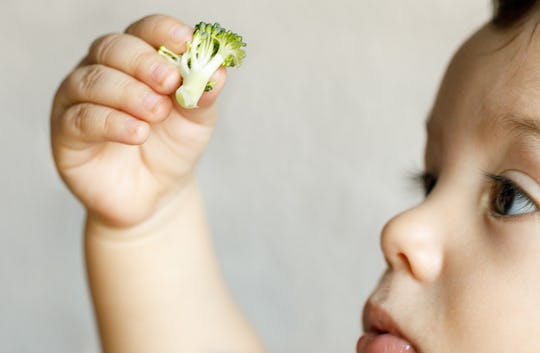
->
<box><xmin>492</xmin><ymin>0</ymin><xmax>538</xmax><ymax>28</ymax></box>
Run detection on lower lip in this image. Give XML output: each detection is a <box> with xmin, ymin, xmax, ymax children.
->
<box><xmin>357</xmin><ymin>332</ymin><xmax>417</xmax><ymax>353</ymax></box>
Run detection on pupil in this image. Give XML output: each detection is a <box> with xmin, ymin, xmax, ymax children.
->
<box><xmin>496</xmin><ymin>182</ymin><xmax>515</xmax><ymax>214</ymax></box>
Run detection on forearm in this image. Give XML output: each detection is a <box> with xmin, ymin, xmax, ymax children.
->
<box><xmin>85</xmin><ymin>177</ymin><xmax>265</xmax><ymax>353</ymax></box>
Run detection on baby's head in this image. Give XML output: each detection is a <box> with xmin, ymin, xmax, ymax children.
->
<box><xmin>358</xmin><ymin>1</ymin><xmax>540</xmax><ymax>352</ymax></box>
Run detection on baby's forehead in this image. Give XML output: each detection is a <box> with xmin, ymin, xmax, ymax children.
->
<box><xmin>470</xmin><ymin>23</ymin><xmax>540</xmax><ymax>96</ymax></box>
<box><xmin>428</xmin><ymin>20</ymin><xmax>540</xmax><ymax>141</ymax></box>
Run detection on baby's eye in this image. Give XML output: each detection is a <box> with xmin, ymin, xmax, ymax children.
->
<box><xmin>489</xmin><ymin>175</ymin><xmax>538</xmax><ymax>217</ymax></box>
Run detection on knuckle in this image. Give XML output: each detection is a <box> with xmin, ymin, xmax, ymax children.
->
<box><xmin>78</xmin><ymin>65</ymin><xmax>105</xmax><ymax>96</ymax></box>
<box><xmin>116</xmin><ymin>77</ymin><xmax>135</xmax><ymax>102</ymax></box>
<box><xmin>128</xmin><ymin>49</ymin><xmax>150</xmax><ymax>77</ymax></box>
<box><xmin>89</xmin><ymin>33</ymin><xmax>122</xmax><ymax>64</ymax></box>
<box><xmin>64</xmin><ymin>104</ymin><xmax>91</xmax><ymax>137</ymax></box>
<box><xmin>102</xmin><ymin>109</ymin><xmax>115</xmax><ymax>138</ymax></box>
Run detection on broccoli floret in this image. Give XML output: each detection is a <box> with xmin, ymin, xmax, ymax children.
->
<box><xmin>158</xmin><ymin>22</ymin><xmax>246</xmax><ymax>109</ymax></box>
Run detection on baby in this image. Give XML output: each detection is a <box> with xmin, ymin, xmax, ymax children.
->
<box><xmin>50</xmin><ymin>1</ymin><xmax>540</xmax><ymax>352</ymax></box>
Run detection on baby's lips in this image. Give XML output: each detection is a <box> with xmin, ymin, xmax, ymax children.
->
<box><xmin>357</xmin><ymin>332</ymin><xmax>416</xmax><ymax>353</ymax></box>
<box><xmin>360</xmin><ymin>301</ymin><xmax>418</xmax><ymax>353</ymax></box>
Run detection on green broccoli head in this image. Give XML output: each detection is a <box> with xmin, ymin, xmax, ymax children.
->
<box><xmin>158</xmin><ymin>21</ymin><xmax>246</xmax><ymax>109</ymax></box>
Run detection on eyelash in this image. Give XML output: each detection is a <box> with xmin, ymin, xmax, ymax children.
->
<box><xmin>411</xmin><ymin>171</ymin><xmax>437</xmax><ymax>197</ymax></box>
<box><xmin>412</xmin><ymin>171</ymin><xmax>538</xmax><ymax>218</ymax></box>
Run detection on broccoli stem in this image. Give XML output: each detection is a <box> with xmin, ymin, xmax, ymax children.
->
<box><xmin>176</xmin><ymin>54</ymin><xmax>224</xmax><ymax>109</ymax></box>
<box><xmin>157</xmin><ymin>46</ymin><xmax>180</xmax><ymax>67</ymax></box>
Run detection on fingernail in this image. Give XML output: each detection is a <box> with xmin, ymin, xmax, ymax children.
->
<box><xmin>125</xmin><ymin>117</ymin><xmax>145</xmax><ymax>135</ymax></box>
<box><xmin>143</xmin><ymin>92</ymin><xmax>162</xmax><ymax>111</ymax></box>
<box><xmin>170</xmin><ymin>25</ymin><xmax>189</xmax><ymax>44</ymax></box>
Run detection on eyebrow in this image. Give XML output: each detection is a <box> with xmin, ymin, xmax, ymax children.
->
<box><xmin>503</xmin><ymin>115</ymin><xmax>540</xmax><ymax>138</ymax></box>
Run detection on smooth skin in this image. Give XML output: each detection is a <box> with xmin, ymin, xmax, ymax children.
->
<box><xmin>51</xmin><ymin>15</ymin><xmax>264</xmax><ymax>353</ymax></box>
<box><xmin>366</xmin><ymin>9</ymin><xmax>540</xmax><ymax>353</ymax></box>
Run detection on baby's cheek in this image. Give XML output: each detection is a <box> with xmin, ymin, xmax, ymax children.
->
<box><xmin>443</xmin><ymin>249</ymin><xmax>540</xmax><ymax>352</ymax></box>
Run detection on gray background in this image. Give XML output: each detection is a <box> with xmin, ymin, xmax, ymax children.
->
<box><xmin>1</xmin><ymin>1</ymin><xmax>489</xmax><ymax>352</ymax></box>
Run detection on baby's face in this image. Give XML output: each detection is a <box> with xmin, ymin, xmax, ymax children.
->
<box><xmin>359</xmin><ymin>16</ymin><xmax>540</xmax><ymax>353</ymax></box>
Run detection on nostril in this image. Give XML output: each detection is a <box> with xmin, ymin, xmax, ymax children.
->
<box><xmin>397</xmin><ymin>252</ymin><xmax>413</xmax><ymax>274</ymax></box>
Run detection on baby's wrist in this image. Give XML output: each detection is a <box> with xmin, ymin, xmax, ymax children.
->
<box><xmin>85</xmin><ymin>176</ymin><xmax>200</xmax><ymax>239</ymax></box>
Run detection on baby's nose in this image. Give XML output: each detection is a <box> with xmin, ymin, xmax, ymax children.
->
<box><xmin>380</xmin><ymin>203</ymin><xmax>445</xmax><ymax>283</ymax></box>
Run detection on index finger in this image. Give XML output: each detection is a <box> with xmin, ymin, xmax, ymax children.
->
<box><xmin>125</xmin><ymin>14</ymin><xmax>193</xmax><ymax>54</ymax></box>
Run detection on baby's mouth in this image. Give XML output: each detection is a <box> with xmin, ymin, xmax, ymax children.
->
<box><xmin>357</xmin><ymin>301</ymin><xmax>417</xmax><ymax>353</ymax></box>
<box><xmin>356</xmin><ymin>332</ymin><xmax>416</xmax><ymax>353</ymax></box>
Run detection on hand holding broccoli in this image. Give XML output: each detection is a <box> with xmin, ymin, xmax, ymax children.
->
<box><xmin>50</xmin><ymin>15</ymin><xmax>242</xmax><ymax>228</ymax></box>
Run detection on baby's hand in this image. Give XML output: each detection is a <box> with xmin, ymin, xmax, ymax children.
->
<box><xmin>51</xmin><ymin>15</ymin><xmax>227</xmax><ymax>228</ymax></box>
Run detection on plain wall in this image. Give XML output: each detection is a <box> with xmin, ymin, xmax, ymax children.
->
<box><xmin>0</xmin><ymin>1</ymin><xmax>489</xmax><ymax>352</ymax></box>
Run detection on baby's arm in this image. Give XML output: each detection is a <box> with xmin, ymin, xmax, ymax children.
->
<box><xmin>50</xmin><ymin>14</ymin><xmax>265</xmax><ymax>353</ymax></box>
